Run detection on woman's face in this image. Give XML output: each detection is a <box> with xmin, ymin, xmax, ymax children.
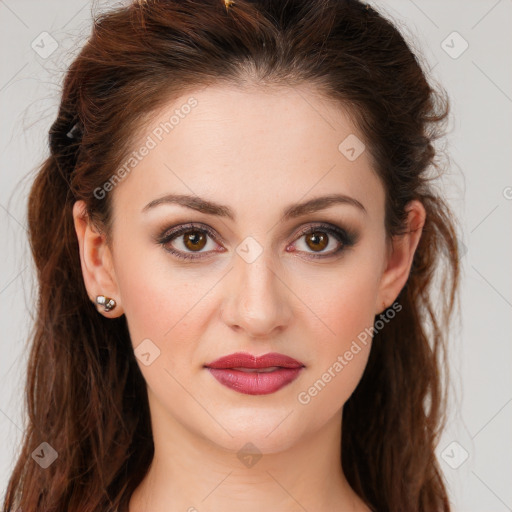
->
<box><xmin>76</xmin><ymin>83</ymin><xmax>418</xmax><ymax>454</ymax></box>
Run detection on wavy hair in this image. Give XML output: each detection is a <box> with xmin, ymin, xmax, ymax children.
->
<box><xmin>3</xmin><ymin>0</ymin><xmax>460</xmax><ymax>510</ymax></box>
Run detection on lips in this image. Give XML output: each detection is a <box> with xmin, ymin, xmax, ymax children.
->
<box><xmin>204</xmin><ymin>352</ymin><xmax>305</xmax><ymax>395</ymax></box>
<box><xmin>205</xmin><ymin>352</ymin><xmax>304</xmax><ymax>369</ymax></box>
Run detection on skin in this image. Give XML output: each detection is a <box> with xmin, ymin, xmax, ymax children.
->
<box><xmin>73</xmin><ymin>83</ymin><xmax>425</xmax><ymax>512</ymax></box>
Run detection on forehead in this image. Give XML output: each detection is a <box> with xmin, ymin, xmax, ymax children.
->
<box><xmin>111</xmin><ymin>83</ymin><xmax>385</xmax><ymax>222</ymax></box>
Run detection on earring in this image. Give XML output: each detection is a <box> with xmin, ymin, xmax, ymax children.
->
<box><xmin>95</xmin><ymin>295</ymin><xmax>117</xmax><ymax>312</ymax></box>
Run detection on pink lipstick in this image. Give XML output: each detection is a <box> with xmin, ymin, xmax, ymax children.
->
<box><xmin>204</xmin><ymin>352</ymin><xmax>305</xmax><ymax>395</ymax></box>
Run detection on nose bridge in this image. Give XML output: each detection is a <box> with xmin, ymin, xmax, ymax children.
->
<box><xmin>222</xmin><ymin>239</ymin><xmax>292</xmax><ymax>337</ymax></box>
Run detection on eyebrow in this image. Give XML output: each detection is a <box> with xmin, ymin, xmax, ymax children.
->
<box><xmin>142</xmin><ymin>192</ymin><xmax>367</xmax><ymax>220</ymax></box>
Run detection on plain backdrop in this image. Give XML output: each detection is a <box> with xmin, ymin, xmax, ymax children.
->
<box><xmin>0</xmin><ymin>1</ymin><xmax>511</xmax><ymax>510</ymax></box>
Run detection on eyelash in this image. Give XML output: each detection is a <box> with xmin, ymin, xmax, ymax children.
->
<box><xmin>156</xmin><ymin>222</ymin><xmax>357</xmax><ymax>261</ymax></box>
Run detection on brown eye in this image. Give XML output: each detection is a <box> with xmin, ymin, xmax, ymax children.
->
<box><xmin>157</xmin><ymin>223</ymin><xmax>221</xmax><ymax>261</ymax></box>
<box><xmin>182</xmin><ymin>230</ymin><xmax>207</xmax><ymax>251</ymax></box>
<box><xmin>290</xmin><ymin>223</ymin><xmax>356</xmax><ymax>259</ymax></box>
<box><xmin>304</xmin><ymin>231</ymin><xmax>329</xmax><ymax>252</ymax></box>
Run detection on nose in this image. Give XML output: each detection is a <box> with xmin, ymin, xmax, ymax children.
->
<box><xmin>220</xmin><ymin>248</ymin><xmax>293</xmax><ymax>339</ymax></box>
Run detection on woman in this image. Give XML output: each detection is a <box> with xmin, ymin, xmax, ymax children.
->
<box><xmin>3</xmin><ymin>0</ymin><xmax>460</xmax><ymax>510</ymax></box>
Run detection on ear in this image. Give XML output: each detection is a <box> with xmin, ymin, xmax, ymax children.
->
<box><xmin>376</xmin><ymin>199</ymin><xmax>426</xmax><ymax>314</ymax></box>
<box><xmin>72</xmin><ymin>200</ymin><xmax>124</xmax><ymax>318</ymax></box>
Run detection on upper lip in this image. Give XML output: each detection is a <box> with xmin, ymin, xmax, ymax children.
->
<box><xmin>205</xmin><ymin>352</ymin><xmax>305</xmax><ymax>369</ymax></box>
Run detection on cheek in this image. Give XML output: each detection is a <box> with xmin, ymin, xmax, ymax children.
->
<box><xmin>293</xmin><ymin>253</ymin><xmax>381</xmax><ymax>349</ymax></box>
<box><xmin>113</xmin><ymin>242</ymin><xmax>218</xmax><ymax>368</ymax></box>
<box><xmin>114</xmin><ymin>253</ymin><xmax>217</xmax><ymax>419</ymax></box>
<box><xmin>291</xmin><ymin>256</ymin><xmax>381</xmax><ymax>415</ymax></box>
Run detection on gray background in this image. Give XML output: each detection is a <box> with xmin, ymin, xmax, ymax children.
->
<box><xmin>1</xmin><ymin>1</ymin><xmax>511</xmax><ymax>510</ymax></box>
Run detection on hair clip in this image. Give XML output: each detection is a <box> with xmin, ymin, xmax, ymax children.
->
<box><xmin>66</xmin><ymin>122</ymin><xmax>81</xmax><ymax>140</ymax></box>
<box><xmin>224</xmin><ymin>0</ymin><xmax>234</xmax><ymax>12</ymax></box>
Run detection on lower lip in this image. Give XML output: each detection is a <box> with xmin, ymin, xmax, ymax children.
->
<box><xmin>206</xmin><ymin>367</ymin><xmax>304</xmax><ymax>395</ymax></box>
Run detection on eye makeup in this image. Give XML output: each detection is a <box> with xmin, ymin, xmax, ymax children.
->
<box><xmin>154</xmin><ymin>220</ymin><xmax>360</xmax><ymax>262</ymax></box>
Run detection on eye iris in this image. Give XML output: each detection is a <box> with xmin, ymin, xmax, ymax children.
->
<box><xmin>305</xmin><ymin>231</ymin><xmax>328</xmax><ymax>251</ymax></box>
<box><xmin>183</xmin><ymin>230</ymin><xmax>207</xmax><ymax>251</ymax></box>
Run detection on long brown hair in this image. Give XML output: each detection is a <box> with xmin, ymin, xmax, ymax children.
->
<box><xmin>3</xmin><ymin>0</ymin><xmax>460</xmax><ymax>510</ymax></box>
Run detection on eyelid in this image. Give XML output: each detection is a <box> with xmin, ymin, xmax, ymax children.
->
<box><xmin>155</xmin><ymin>222</ymin><xmax>227</xmax><ymax>261</ymax></box>
<box><xmin>157</xmin><ymin>222</ymin><xmax>224</xmax><ymax>245</ymax></box>
<box><xmin>288</xmin><ymin>222</ymin><xmax>357</xmax><ymax>254</ymax></box>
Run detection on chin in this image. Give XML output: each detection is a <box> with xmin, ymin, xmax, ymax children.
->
<box><xmin>190</xmin><ymin>407</ymin><xmax>302</xmax><ymax>453</ymax></box>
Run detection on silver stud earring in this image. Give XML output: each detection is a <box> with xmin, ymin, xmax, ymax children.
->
<box><xmin>95</xmin><ymin>295</ymin><xmax>117</xmax><ymax>312</ymax></box>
